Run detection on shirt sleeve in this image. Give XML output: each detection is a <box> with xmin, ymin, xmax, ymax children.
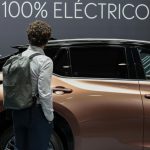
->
<box><xmin>38</xmin><ymin>57</ymin><xmax>54</xmax><ymax>122</ymax></box>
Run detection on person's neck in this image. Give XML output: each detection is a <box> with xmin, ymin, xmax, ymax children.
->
<box><xmin>30</xmin><ymin>45</ymin><xmax>45</xmax><ymax>49</ymax></box>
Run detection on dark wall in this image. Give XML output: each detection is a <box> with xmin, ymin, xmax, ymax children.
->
<box><xmin>0</xmin><ymin>0</ymin><xmax>150</xmax><ymax>56</ymax></box>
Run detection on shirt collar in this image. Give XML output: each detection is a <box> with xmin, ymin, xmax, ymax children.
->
<box><xmin>27</xmin><ymin>45</ymin><xmax>45</xmax><ymax>55</ymax></box>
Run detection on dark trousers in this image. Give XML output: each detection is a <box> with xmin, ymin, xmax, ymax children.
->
<box><xmin>12</xmin><ymin>104</ymin><xmax>53</xmax><ymax>150</ymax></box>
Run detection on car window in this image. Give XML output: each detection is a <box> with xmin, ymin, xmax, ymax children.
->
<box><xmin>44</xmin><ymin>46</ymin><xmax>71</xmax><ymax>76</ymax></box>
<box><xmin>53</xmin><ymin>49</ymin><xmax>71</xmax><ymax>76</ymax></box>
<box><xmin>44</xmin><ymin>46</ymin><xmax>59</xmax><ymax>60</ymax></box>
<box><xmin>69</xmin><ymin>46</ymin><xmax>128</xmax><ymax>79</ymax></box>
<box><xmin>139</xmin><ymin>48</ymin><xmax>150</xmax><ymax>80</ymax></box>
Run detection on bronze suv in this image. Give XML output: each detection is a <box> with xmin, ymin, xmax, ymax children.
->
<box><xmin>0</xmin><ymin>39</ymin><xmax>150</xmax><ymax>150</ymax></box>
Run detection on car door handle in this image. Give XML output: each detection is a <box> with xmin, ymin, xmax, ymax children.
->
<box><xmin>144</xmin><ymin>94</ymin><xmax>150</xmax><ymax>99</ymax></box>
<box><xmin>53</xmin><ymin>86</ymin><xmax>73</xmax><ymax>94</ymax></box>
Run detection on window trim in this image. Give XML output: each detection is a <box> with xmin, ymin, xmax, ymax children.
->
<box><xmin>126</xmin><ymin>47</ymin><xmax>137</xmax><ymax>79</ymax></box>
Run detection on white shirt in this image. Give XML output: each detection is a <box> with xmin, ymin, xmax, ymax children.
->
<box><xmin>22</xmin><ymin>45</ymin><xmax>54</xmax><ymax>122</ymax></box>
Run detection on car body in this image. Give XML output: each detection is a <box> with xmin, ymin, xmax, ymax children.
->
<box><xmin>0</xmin><ymin>38</ymin><xmax>150</xmax><ymax>150</ymax></box>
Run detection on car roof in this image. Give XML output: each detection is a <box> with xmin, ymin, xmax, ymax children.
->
<box><xmin>13</xmin><ymin>38</ymin><xmax>150</xmax><ymax>51</ymax></box>
<box><xmin>47</xmin><ymin>38</ymin><xmax>150</xmax><ymax>48</ymax></box>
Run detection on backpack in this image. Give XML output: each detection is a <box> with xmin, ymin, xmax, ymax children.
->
<box><xmin>2</xmin><ymin>53</ymin><xmax>42</xmax><ymax>110</ymax></box>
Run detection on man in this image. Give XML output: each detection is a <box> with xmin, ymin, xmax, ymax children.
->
<box><xmin>12</xmin><ymin>20</ymin><xmax>54</xmax><ymax>150</ymax></box>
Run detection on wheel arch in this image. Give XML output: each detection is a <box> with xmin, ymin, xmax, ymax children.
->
<box><xmin>54</xmin><ymin>112</ymin><xmax>74</xmax><ymax>150</ymax></box>
<box><xmin>54</xmin><ymin>102</ymin><xmax>80</xmax><ymax>150</ymax></box>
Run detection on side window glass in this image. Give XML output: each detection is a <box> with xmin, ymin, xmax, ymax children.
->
<box><xmin>44</xmin><ymin>47</ymin><xmax>71</xmax><ymax>76</ymax></box>
<box><xmin>53</xmin><ymin>49</ymin><xmax>71</xmax><ymax>76</ymax></box>
<box><xmin>44</xmin><ymin>46</ymin><xmax>60</xmax><ymax>60</ymax></box>
<box><xmin>139</xmin><ymin>48</ymin><xmax>150</xmax><ymax>80</ymax></box>
<box><xmin>70</xmin><ymin>46</ymin><xmax>128</xmax><ymax>79</ymax></box>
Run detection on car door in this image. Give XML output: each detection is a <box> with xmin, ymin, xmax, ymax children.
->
<box><xmin>136</xmin><ymin>47</ymin><xmax>150</xmax><ymax>150</ymax></box>
<box><xmin>52</xmin><ymin>45</ymin><xmax>143</xmax><ymax>150</ymax></box>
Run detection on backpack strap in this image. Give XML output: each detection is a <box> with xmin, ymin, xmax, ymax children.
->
<box><xmin>29</xmin><ymin>53</ymin><xmax>42</xmax><ymax>60</ymax></box>
<box><xmin>29</xmin><ymin>53</ymin><xmax>42</xmax><ymax>103</ymax></box>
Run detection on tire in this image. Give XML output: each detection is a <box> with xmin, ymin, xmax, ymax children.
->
<box><xmin>0</xmin><ymin>127</ymin><xmax>64</xmax><ymax>150</ymax></box>
<box><xmin>50</xmin><ymin>131</ymin><xmax>64</xmax><ymax>150</ymax></box>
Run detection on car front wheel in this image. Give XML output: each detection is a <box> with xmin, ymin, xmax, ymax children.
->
<box><xmin>0</xmin><ymin>128</ymin><xmax>64</xmax><ymax>150</ymax></box>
